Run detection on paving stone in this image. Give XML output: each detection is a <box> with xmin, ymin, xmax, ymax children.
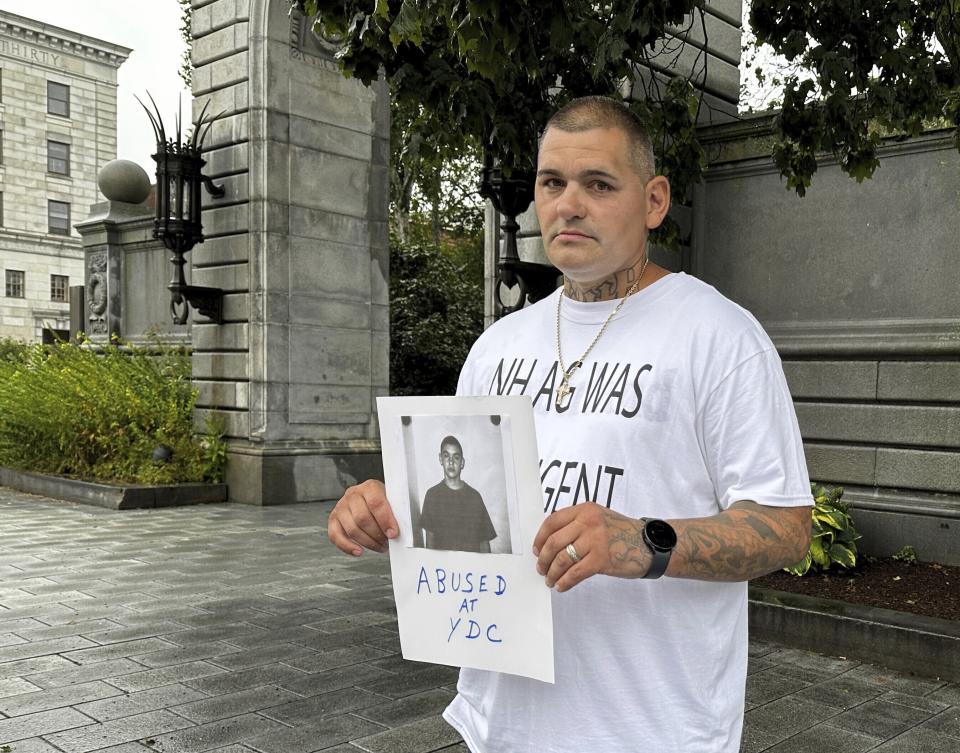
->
<box><xmin>285</xmin><ymin>646</ymin><xmax>393</xmax><ymax>674</ymax></box>
<box><xmin>161</xmin><ymin>625</ymin><xmax>271</xmax><ymax>648</ymax></box>
<box><xmin>9</xmin><ymin>620</ymin><xmax>122</xmax><ymax>642</ymax></box>
<box><xmin>741</xmin><ymin>696</ymin><xmax>840</xmax><ymax>753</ymax></box>
<box><xmin>24</xmin><ymin>659</ymin><xmax>145</xmax><ymax>690</ymax></box>
<box><xmin>147</xmin><ymin>712</ymin><xmax>287</xmax><ymax>753</ymax></box>
<box><xmin>353</xmin><ymin>689</ymin><xmax>456</xmax><ymax>728</ymax></box>
<box><xmin>0</xmin><ymin>679</ymin><xmax>41</xmax><ymax>700</ymax></box>
<box><xmin>184</xmin><ymin>664</ymin><xmax>311</xmax><ymax>696</ymax></box>
<box><xmin>0</xmin><ymin>633</ymin><xmax>27</xmax><ymax>648</ymax></box>
<box><xmin>62</xmin><ymin>639</ymin><xmax>177</xmax><ymax>666</ymax></box>
<box><xmin>207</xmin><ymin>643</ymin><xmax>314</xmax><ymax>671</ymax></box>
<box><xmin>0</xmin><ymin>656</ymin><xmax>76</xmax><ymax>680</ymax></box>
<box><xmin>277</xmin><ymin>663</ymin><xmax>393</xmax><ymax>698</ymax></box>
<box><xmin>171</xmin><ymin>685</ymin><xmax>300</xmax><ymax>724</ymax></box>
<box><xmin>244</xmin><ymin>713</ymin><xmax>384</xmax><ymax>753</ymax></box>
<box><xmin>82</xmin><ymin>624</ymin><xmax>189</xmax><ymax>645</ymax></box>
<box><xmin>260</xmin><ymin>687</ymin><xmax>384</xmax><ymax>725</ymax></box>
<box><xmin>794</xmin><ymin>675</ymin><xmax>884</xmax><ymax>710</ymax></box>
<box><xmin>75</xmin><ymin>684</ymin><xmax>209</xmax><ymax>722</ymax></box>
<box><xmin>87</xmin><ymin>743</ymin><xmax>154</xmax><ymax>753</ymax></box>
<box><xmin>0</xmin><ymin>620</ymin><xmax>46</xmax><ymax>634</ymax></box>
<box><xmin>745</xmin><ymin>669</ymin><xmax>812</xmax><ymax>708</ymax></box>
<box><xmin>106</xmin><ymin>661</ymin><xmax>228</xmax><ymax>693</ymax></box>
<box><xmin>0</xmin><ymin>736</ymin><xmax>62</xmax><ymax>753</ymax></box>
<box><xmin>761</xmin><ymin>648</ymin><xmax>859</xmax><ymax>677</ymax></box>
<box><xmin>367</xmin><ymin>655</ymin><xmax>437</xmax><ymax>676</ymax></box>
<box><xmin>132</xmin><ymin>642</ymin><xmax>243</xmax><ymax>669</ymax></box>
<box><xmin>878</xmin><ymin>691</ymin><xmax>951</xmax><ymax>714</ymax></box>
<box><xmin>44</xmin><ymin>710</ymin><xmax>194</xmax><ymax>753</ymax></box>
<box><xmin>0</xmin><ymin>637</ymin><xmax>100</xmax><ymax>663</ymax></box>
<box><xmin>763</xmin><ymin>722</ymin><xmax>881</xmax><ymax>753</ymax></box>
<box><xmin>746</xmin><ymin>657</ymin><xmax>776</xmax><ymax>676</ymax></box>
<box><xmin>357</xmin><ymin>666</ymin><xmax>461</xmax><ymax>701</ymax></box>
<box><xmin>929</xmin><ymin>683</ymin><xmax>960</xmax><ymax>706</ymax></box>
<box><xmin>920</xmin><ymin>705</ymin><xmax>960</xmax><ymax>738</ymax></box>
<box><xmin>870</xmin><ymin>726</ymin><xmax>960</xmax><ymax>752</ymax></box>
<box><xmin>837</xmin><ymin>665</ymin><xmax>948</xmax><ymax>696</ymax></box>
<box><xmin>0</xmin><ymin>681</ymin><xmax>123</xmax><ymax>717</ymax></box>
<box><xmin>350</xmin><ymin>715</ymin><xmax>462</xmax><ymax>753</ymax></box>
<box><xmin>0</xmin><ymin>707</ymin><xmax>95</xmax><ymax>744</ymax></box>
<box><xmin>826</xmin><ymin>698</ymin><xmax>937</xmax><ymax>738</ymax></box>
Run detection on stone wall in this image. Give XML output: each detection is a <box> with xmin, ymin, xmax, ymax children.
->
<box><xmin>695</xmin><ymin>115</ymin><xmax>960</xmax><ymax>564</ymax></box>
<box><xmin>189</xmin><ymin>0</ymin><xmax>389</xmax><ymax>504</ymax></box>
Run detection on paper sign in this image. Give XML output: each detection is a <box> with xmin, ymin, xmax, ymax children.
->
<box><xmin>377</xmin><ymin>395</ymin><xmax>554</xmax><ymax>683</ymax></box>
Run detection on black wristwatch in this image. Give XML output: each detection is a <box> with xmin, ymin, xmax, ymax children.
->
<box><xmin>641</xmin><ymin>518</ymin><xmax>677</xmax><ymax>579</ymax></box>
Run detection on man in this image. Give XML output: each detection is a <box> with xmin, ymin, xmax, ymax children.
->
<box><xmin>328</xmin><ymin>96</ymin><xmax>813</xmax><ymax>753</ymax></box>
<box><xmin>418</xmin><ymin>435</ymin><xmax>497</xmax><ymax>553</ymax></box>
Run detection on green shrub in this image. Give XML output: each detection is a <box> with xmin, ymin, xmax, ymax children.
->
<box><xmin>892</xmin><ymin>544</ymin><xmax>918</xmax><ymax>564</ymax></box>
<box><xmin>0</xmin><ymin>337</ymin><xmax>28</xmax><ymax>365</ymax></box>
<box><xmin>0</xmin><ymin>338</ymin><xmax>227</xmax><ymax>485</ymax></box>
<box><xmin>785</xmin><ymin>483</ymin><xmax>860</xmax><ymax>576</ymax></box>
<box><xmin>390</xmin><ymin>235</ymin><xmax>483</xmax><ymax>396</ymax></box>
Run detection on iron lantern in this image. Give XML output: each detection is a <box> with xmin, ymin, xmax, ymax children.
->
<box><xmin>139</xmin><ymin>96</ymin><xmax>225</xmax><ymax>325</ymax></box>
<box><xmin>480</xmin><ymin>154</ymin><xmax>561</xmax><ymax>318</ymax></box>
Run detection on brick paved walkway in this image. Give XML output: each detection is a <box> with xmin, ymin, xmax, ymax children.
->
<box><xmin>0</xmin><ymin>488</ymin><xmax>958</xmax><ymax>753</ymax></box>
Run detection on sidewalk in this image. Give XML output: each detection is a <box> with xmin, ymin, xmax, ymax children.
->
<box><xmin>0</xmin><ymin>488</ymin><xmax>957</xmax><ymax>753</ymax></box>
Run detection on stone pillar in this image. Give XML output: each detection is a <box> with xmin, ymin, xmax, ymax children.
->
<box><xmin>75</xmin><ymin>160</ymin><xmax>182</xmax><ymax>345</ymax></box>
<box><xmin>190</xmin><ymin>0</ymin><xmax>389</xmax><ymax>504</ymax></box>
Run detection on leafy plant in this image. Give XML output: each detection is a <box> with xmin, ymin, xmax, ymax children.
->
<box><xmin>892</xmin><ymin>545</ymin><xmax>919</xmax><ymax>565</ymax></box>
<box><xmin>0</xmin><ymin>337</ymin><xmax>28</xmax><ymax>365</ymax></box>
<box><xmin>750</xmin><ymin>0</ymin><xmax>960</xmax><ymax>195</ymax></box>
<box><xmin>390</xmin><ymin>232</ymin><xmax>483</xmax><ymax>396</ymax></box>
<box><xmin>0</xmin><ymin>338</ymin><xmax>227</xmax><ymax>485</ymax></box>
<box><xmin>785</xmin><ymin>483</ymin><xmax>860</xmax><ymax>575</ymax></box>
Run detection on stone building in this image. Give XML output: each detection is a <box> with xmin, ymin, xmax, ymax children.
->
<box><xmin>0</xmin><ymin>10</ymin><xmax>129</xmax><ymax>342</ymax></box>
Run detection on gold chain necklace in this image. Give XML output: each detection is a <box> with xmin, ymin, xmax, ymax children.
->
<box><xmin>554</xmin><ymin>257</ymin><xmax>649</xmax><ymax>411</ymax></box>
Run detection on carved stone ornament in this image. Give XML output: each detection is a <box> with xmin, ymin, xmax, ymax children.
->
<box><xmin>86</xmin><ymin>251</ymin><xmax>108</xmax><ymax>331</ymax></box>
<box><xmin>290</xmin><ymin>8</ymin><xmax>343</xmax><ymax>62</ymax></box>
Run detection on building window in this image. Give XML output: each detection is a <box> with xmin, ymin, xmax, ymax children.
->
<box><xmin>48</xmin><ymin>200</ymin><xmax>71</xmax><ymax>235</ymax></box>
<box><xmin>48</xmin><ymin>141</ymin><xmax>70</xmax><ymax>176</ymax></box>
<box><xmin>51</xmin><ymin>274</ymin><xmax>69</xmax><ymax>302</ymax></box>
<box><xmin>47</xmin><ymin>81</ymin><xmax>70</xmax><ymax>117</ymax></box>
<box><xmin>0</xmin><ymin>192</ymin><xmax>3</xmax><ymax>226</ymax></box>
<box><xmin>5</xmin><ymin>270</ymin><xmax>24</xmax><ymax>298</ymax></box>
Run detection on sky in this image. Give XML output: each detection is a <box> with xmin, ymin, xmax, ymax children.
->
<box><xmin>4</xmin><ymin>0</ymin><xmax>191</xmax><ymax>175</ymax></box>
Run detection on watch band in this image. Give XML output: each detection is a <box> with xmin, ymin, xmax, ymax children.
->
<box><xmin>640</xmin><ymin>518</ymin><xmax>676</xmax><ymax>580</ymax></box>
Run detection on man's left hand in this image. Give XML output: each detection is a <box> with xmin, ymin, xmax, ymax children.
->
<box><xmin>533</xmin><ymin>503</ymin><xmax>652</xmax><ymax>591</ymax></box>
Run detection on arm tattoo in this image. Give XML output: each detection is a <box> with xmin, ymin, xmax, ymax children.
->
<box><xmin>606</xmin><ymin>516</ymin><xmax>651</xmax><ymax>576</ymax></box>
<box><xmin>671</xmin><ymin>502</ymin><xmax>811</xmax><ymax>582</ymax></box>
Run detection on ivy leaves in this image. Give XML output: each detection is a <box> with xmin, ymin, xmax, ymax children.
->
<box><xmin>751</xmin><ymin>0</ymin><xmax>959</xmax><ymax>195</ymax></box>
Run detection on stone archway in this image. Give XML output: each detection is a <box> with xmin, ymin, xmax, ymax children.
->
<box><xmin>189</xmin><ymin>0</ymin><xmax>390</xmax><ymax>504</ymax></box>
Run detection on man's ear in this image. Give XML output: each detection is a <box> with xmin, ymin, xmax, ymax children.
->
<box><xmin>645</xmin><ymin>175</ymin><xmax>671</xmax><ymax>230</ymax></box>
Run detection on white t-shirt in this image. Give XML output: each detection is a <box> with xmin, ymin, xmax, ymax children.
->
<box><xmin>445</xmin><ymin>272</ymin><xmax>812</xmax><ymax>753</ymax></box>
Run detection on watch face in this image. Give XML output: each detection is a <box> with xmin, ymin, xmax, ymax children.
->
<box><xmin>645</xmin><ymin>519</ymin><xmax>677</xmax><ymax>551</ymax></box>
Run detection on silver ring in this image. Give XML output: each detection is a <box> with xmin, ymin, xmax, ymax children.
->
<box><xmin>565</xmin><ymin>543</ymin><xmax>581</xmax><ymax>563</ymax></box>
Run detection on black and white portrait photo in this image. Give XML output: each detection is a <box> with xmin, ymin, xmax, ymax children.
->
<box><xmin>399</xmin><ymin>413</ymin><xmax>520</xmax><ymax>555</ymax></box>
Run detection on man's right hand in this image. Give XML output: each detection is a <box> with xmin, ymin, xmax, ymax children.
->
<box><xmin>327</xmin><ymin>479</ymin><xmax>400</xmax><ymax>556</ymax></box>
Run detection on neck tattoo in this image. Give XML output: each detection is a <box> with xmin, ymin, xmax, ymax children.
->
<box><xmin>554</xmin><ymin>258</ymin><xmax>649</xmax><ymax>411</ymax></box>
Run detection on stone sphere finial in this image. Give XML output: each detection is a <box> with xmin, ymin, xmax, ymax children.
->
<box><xmin>98</xmin><ymin>159</ymin><xmax>151</xmax><ymax>204</ymax></box>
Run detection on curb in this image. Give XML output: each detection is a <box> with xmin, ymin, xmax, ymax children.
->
<box><xmin>0</xmin><ymin>467</ymin><xmax>228</xmax><ymax>509</ymax></box>
<box><xmin>749</xmin><ymin>586</ymin><xmax>960</xmax><ymax>682</ymax></box>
